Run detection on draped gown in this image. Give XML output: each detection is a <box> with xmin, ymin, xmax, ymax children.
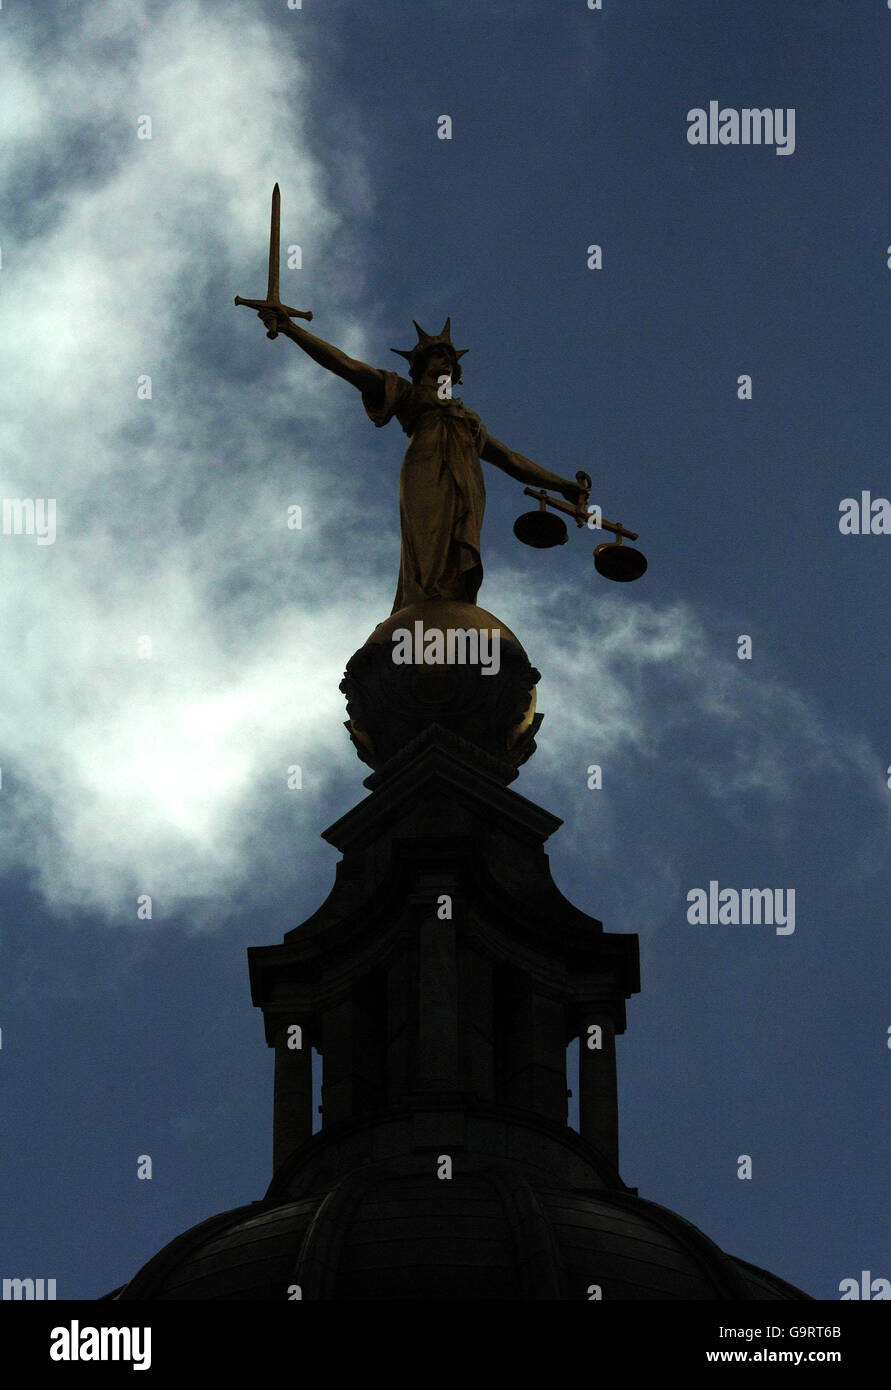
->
<box><xmin>363</xmin><ymin>370</ymin><xmax>489</xmax><ymax>614</ymax></box>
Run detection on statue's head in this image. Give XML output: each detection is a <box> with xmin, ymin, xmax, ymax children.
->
<box><xmin>391</xmin><ymin>318</ymin><xmax>468</xmax><ymax>387</ymax></box>
<box><xmin>418</xmin><ymin>344</ymin><xmax>458</xmax><ymax>387</ymax></box>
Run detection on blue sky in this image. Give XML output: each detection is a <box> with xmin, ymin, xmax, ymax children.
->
<box><xmin>0</xmin><ymin>0</ymin><xmax>888</xmax><ymax>1300</ymax></box>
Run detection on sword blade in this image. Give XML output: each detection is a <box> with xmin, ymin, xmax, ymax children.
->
<box><xmin>266</xmin><ymin>183</ymin><xmax>281</xmax><ymax>305</ymax></box>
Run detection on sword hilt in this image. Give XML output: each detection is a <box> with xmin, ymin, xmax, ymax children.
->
<box><xmin>234</xmin><ymin>296</ymin><xmax>313</xmax><ymax>336</ymax></box>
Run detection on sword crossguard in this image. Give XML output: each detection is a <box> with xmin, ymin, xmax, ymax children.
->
<box><xmin>233</xmin><ymin>296</ymin><xmax>313</xmax><ymax>337</ymax></box>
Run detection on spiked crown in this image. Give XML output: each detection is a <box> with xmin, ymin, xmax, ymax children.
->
<box><xmin>391</xmin><ymin>318</ymin><xmax>469</xmax><ymax>385</ymax></box>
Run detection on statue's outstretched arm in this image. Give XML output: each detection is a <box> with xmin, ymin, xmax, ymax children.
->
<box><xmin>482</xmin><ymin>434</ymin><xmax>583</xmax><ymax>504</ymax></box>
<box><xmin>258</xmin><ymin>307</ymin><xmax>382</xmax><ymax>396</ymax></box>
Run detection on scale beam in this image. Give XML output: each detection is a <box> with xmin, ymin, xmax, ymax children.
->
<box><xmin>515</xmin><ymin>473</ymin><xmax>646</xmax><ymax>581</ymax></box>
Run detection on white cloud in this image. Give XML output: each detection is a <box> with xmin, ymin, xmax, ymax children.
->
<box><xmin>485</xmin><ymin>566</ymin><xmax>888</xmax><ymax>927</ymax></box>
<box><xmin>0</xmin><ymin>1</ymin><xmax>391</xmax><ymax>923</ymax></box>
<box><xmin>510</xmin><ymin>578</ymin><xmax>848</xmax><ymax>785</ymax></box>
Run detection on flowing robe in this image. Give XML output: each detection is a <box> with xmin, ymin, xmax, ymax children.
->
<box><xmin>363</xmin><ymin>371</ymin><xmax>488</xmax><ymax>613</ymax></box>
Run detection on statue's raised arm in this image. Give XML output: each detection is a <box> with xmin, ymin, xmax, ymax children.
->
<box><xmin>258</xmin><ymin>305</ymin><xmax>383</xmax><ymax>398</ymax></box>
<box><xmin>234</xmin><ymin>182</ymin><xmax>384</xmax><ymax>400</ymax></box>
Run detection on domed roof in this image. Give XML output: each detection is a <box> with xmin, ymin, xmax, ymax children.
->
<box><xmin>341</xmin><ymin>599</ymin><xmax>541</xmax><ymax>773</ymax></box>
<box><xmin>105</xmin><ymin>1168</ymin><xmax>810</xmax><ymax>1301</ymax></box>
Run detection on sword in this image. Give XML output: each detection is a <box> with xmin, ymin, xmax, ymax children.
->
<box><xmin>234</xmin><ymin>183</ymin><xmax>313</xmax><ymax>338</ymax></box>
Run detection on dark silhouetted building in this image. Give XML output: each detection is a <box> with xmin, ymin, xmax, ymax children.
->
<box><xmin>107</xmin><ymin>602</ymin><xmax>810</xmax><ymax>1299</ymax></box>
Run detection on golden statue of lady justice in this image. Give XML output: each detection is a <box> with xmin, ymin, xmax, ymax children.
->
<box><xmin>236</xmin><ymin>187</ymin><xmax>641</xmax><ymax>613</ymax></box>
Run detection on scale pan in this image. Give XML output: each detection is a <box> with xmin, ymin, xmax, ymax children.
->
<box><xmin>513</xmin><ymin>510</ymin><xmax>568</xmax><ymax>549</ymax></box>
<box><xmin>594</xmin><ymin>542</ymin><xmax>647</xmax><ymax>582</ymax></box>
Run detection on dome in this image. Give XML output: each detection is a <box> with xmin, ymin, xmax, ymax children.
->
<box><xmin>341</xmin><ymin>598</ymin><xmax>541</xmax><ymax>773</ymax></box>
<box><xmin>105</xmin><ymin>1168</ymin><xmax>810</xmax><ymax>1301</ymax></box>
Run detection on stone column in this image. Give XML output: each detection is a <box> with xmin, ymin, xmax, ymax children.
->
<box><xmin>577</xmin><ymin>1012</ymin><xmax>619</xmax><ymax>1170</ymax></box>
<box><xmin>272</xmin><ymin>1020</ymin><xmax>313</xmax><ymax>1174</ymax></box>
